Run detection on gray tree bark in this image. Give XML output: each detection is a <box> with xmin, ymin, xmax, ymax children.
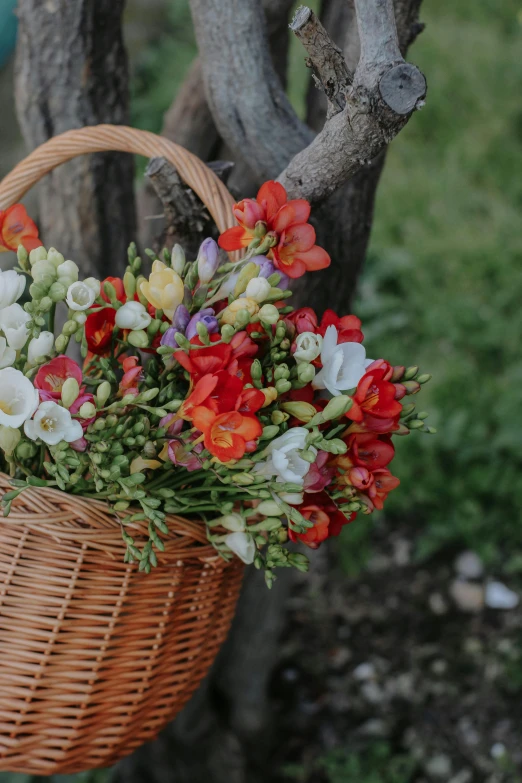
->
<box><xmin>14</xmin><ymin>0</ymin><xmax>136</xmax><ymax>278</ymax></box>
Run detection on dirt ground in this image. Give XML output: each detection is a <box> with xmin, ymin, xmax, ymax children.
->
<box><xmin>269</xmin><ymin>526</ymin><xmax>522</xmax><ymax>783</ymax></box>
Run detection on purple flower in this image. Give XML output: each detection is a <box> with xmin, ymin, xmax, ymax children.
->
<box><xmin>197</xmin><ymin>238</ymin><xmax>220</xmax><ymax>284</ymax></box>
<box><xmin>159</xmin><ymin>412</ymin><xmax>183</xmax><ymax>436</ymax></box>
<box><xmin>186</xmin><ymin>308</ymin><xmax>219</xmax><ymax>340</ymax></box>
<box><xmin>173</xmin><ymin>304</ymin><xmax>190</xmax><ymax>332</ymax></box>
<box><xmin>160</xmin><ymin>326</ymin><xmax>179</xmax><ymax>349</ymax></box>
<box><xmin>253</xmin><ymin>256</ymin><xmax>290</xmax><ymax>290</ymax></box>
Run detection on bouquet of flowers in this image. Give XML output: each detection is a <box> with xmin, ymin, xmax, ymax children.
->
<box><xmin>0</xmin><ymin>182</ymin><xmax>432</xmax><ymax>586</ymax></box>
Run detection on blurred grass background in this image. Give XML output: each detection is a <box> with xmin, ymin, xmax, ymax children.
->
<box><xmin>129</xmin><ymin>0</ymin><xmax>522</xmax><ymax>570</ymax></box>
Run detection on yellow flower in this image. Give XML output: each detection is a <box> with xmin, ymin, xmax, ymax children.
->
<box><xmin>220</xmin><ymin>297</ymin><xmax>259</xmax><ymax>326</ymax></box>
<box><xmin>130</xmin><ymin>456</ymin><xmax>162</xmax><ymax>474</ymax></box>
<box><xmin>281</xmin><ymin>401</ymin><xmax>317</xmax><ymax>422</ymax></box>
<box><xmin>261</xmin><ymin>387</ymin><xmax>278</xmax><ymax>407</ymax></box>
<box><xmin>139</xmin><ymin>260</ymin><xmax>184</xmax><ymax>320</ymax></box>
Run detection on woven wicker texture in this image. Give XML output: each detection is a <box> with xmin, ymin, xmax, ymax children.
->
<box><xmin>0</xmin><ymin>126</ymin><xmax>244</xmax><ymax>774</ymax></box>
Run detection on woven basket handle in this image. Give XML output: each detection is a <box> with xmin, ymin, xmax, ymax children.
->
<box><xmin>0</xmin><ymin>124</ymin><xmax>236</xmax><ymax>235</ymax></box>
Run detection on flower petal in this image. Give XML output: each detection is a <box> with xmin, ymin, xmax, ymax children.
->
<box><xmin>257</xmin><ymin>181</ymin><xmax>287</xmax><ymax>223</ymax></box>
<box><xmin>279</xmin><ymin>223</ymin><xmax>316</xmax><ymax>255</ymax></box>
<box><xmin>272</xmin><ymin>200</ymin><xmax>311</xmax><ymax>233</ymax></box>
<box><xmin>294</xmin><ymin>245</ymin><xmax>331</xmax><ymax>271</ymax></box>
<box><xmin>218</xmin><ymin>226</ymin><xmax>253</xmax><ymax>251</ymax></box>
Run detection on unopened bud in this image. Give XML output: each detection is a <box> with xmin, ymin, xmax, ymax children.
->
<box><xmin>29</xmin><ymin>246</ymin><xmax>48</xmax><ymax>265</ymax></box>
<box><xmin>127</xmin><ymin>330</ymin><xmax>149</xmax><ymax>349</ymax></box>
<box><xmin>61</xmin><ymin>377</ymin><xmax>80</xmax><ymax>408</ymax></box>
<box><xmin>123</xmin><ymin>270</ymin><xmax>136</xmax><ymax>298</ymax></box>
<box><xmin>261</xmin><ymin>425</ymin><xmax>279</xmax><ymax>440</ymax></box>
<box><xmin>55</xmin><ymin>334</ymin><xmax>68</xmax><ymax>353</ymax></box>
<box><xmin>234</xmin><ymin>309</ymin><xmax>252</xmax><ymax>328</ymax></box>
<box><xmin>281</xmin><ymin>401</ymin><xmax>316</xmax><ymax>422</ymax></box>
<box><xmin>97</xmin><ymin>381</ymin><xmax>111</xmax><ymax>407</ymax></box>
<box><xmin>216</xmin><ymin>513</ymin><xmax>245</xmax><ymax>532</ymax></box>
<box><xmin>48</xmin><ymin>281</ymin><xmax>66</xmax><ymax>302</ymax></box>
<box><xmin>391</xmin><ymin>365</ymin><xmax>406</xmax><ymax>382</ymax></box>
<box><xmin>221</xmin><ymin>324</ymin><xmax>235</xmax><ymax>343</ymax></box>
<box><xmin>322</xmin><ymin>394</ymin><xmax>353</xmax><ymax>421</ymax></box>
<box><xmin>258</xmin><ymin>304</ymin><xmax>280</xmax><ymax>325</ymax></box>
<box><xmin>403</xmin><ymin>366</ymin><xmax>419</xmax><ymax>381</ymax></box>
<box><xmin>140</xmin><ymin>388</ymin><xmax>159</xmax><ymax>402</ymax></box>
<box><xmin>262</xmin><ymin>387</ymin><xmax>278</xmax><ymax>407</ymax></box>
<box><xmin>275</xmin><ymin>379</ymin><xmax>292</xmax><ymax>394</ymax></box>
<box><xmin>288</xmin><ymin>553</ymin><xmax>309</xmax><ymax>572</ymax></box>
<box><xmin>297</xmin><ymin>362</ymin><xmax>315</xmax><ymax>384</ymax></box>
<box><xmin>251</xmin><ymin>359</ymin><xmax>263</xmax><ymax>381</ymax></box>
<box><xmin>274</xmin><ymin>364</ymin><xmax>290</xmax><ymax>381</ymax></box>
<box><xmin>233</xmin><ymin>473</ymin><xmax>256</xmax><ymax>486</ymax></box>
<box><xmin>0</xmin><ymin>425</ymin><xmax>21</xmax><ymax>456</ymax></box>
<box><xmin>234</xmin><ymin>262</ymin><xmax>258</xmax><ymax>296</ymax></box>
<box><xmin>271</xmin><ymin>410</ymin><xmax>288</xmax><ymax>425</ymax></box>
<box><xmin>46</xmin><ymin>248</ymin><xmax>65</xmax><ymax>268</ymax></box>
<box><xmin>325</xmin><ymin>438</ymin><xmax>347</xmax><ymax>455</ymax></box>
<box><xmin>417</xmin><ymin>373</ymin><xmax>432</xmax><ymax>384</ymax></box>
<box><xmin>79</xmin><ymin>402</ymin><xmax>96</xmax><ymax>419</ymax></box>
<box><xmin>300</xmin><ymin>450</ymin><xmax>317</xmax><ymax>463</ymax></box>
<box><xmin>402</xmin><ymin>380</ymin><xmax>421</xmax><ymax>395</ymax></box>
<box><xmin>407</xmin><ymin>419</ymin><xmax>425</xmax><ymax>429</ymax></box>
<box><xmin>400</xmin><ymin>403</ymin><xmax>416</xmax><ymax>418</ymax></box>
<box><xmin>171</xmin><ymin>244</ymin><xmax>186</xmax><ymax>275</ymax></box>
<box><xmin>62</xmin><ymin>319</ymin><xmax>79</xmax><ymax>336</ymax></box>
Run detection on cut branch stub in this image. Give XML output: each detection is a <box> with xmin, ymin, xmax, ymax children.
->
<box><xmin>379</xmin><ymin>62</ymin><xmax>426</xmax><ymax>114</ymax></box>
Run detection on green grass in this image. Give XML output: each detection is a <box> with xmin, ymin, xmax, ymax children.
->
<box><xmin>354</xmin><ymin>0</ymin><xmax>522</xmax><ymax>564</ymax></box>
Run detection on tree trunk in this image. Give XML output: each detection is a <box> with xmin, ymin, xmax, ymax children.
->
<box><xmin>14</xmin><ymin>0</ymin><xmax>136</xmax><ymax>278</ymax></box>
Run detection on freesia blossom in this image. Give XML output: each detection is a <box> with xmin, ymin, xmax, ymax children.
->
<box><xmin>57</xmin><ymin>261</ymin><xmax>79</xmax><ymax>286</ymax></box>
<box><xmin>218</xmin><ymin>181</ymin><xmax>330</xmax><ymax>279</ymax></box>
<box><xmin>0</xmin><ymin>303</ymin><xmax>31</xmax><ymax>350</ymax></box>
<box><xmin>100</xmin><ymin>276</ymin><xmax>125</xmax><ymax>303</ymax></box>
<box><xmin>115</xmin><ymin>301</ymin><xmax>151</xmax><ymax>331</ymax></box>
<box><xmin>0</xmin><ymin>204</ymin><xmax>42</xmax><ymax>253</ymax></box>
<box><xmin>254</xmin><ymin>428</ymin><xmax>315</xmax><ymax>485</ymax></box>
<box><xmin>167</xmin><ymin>438</ymin><xmax>203</xmax><ymax>472</ymax></box>
<box><xmin>0</xmin><ymin>337</ymin><xmax>15</xmax><ymax>369</ymax></box>
<box><xmin>25</xmin><ymin>400</ymin><xmax>83</xmax><ymax>446</ymax></box>
<box><xmin>197</xmin><ymin>238</ymin><xmax>220</xmax><ymax>284</ymax></box>
<box><xmin>66</xmin><ymin>281</ymin><xmax>96</xmax><ymax>311</ymax></box>
<box><xmin>224</xmin><ymin>531</ymin><xmax>256</xmax><ymax>564</ymax></box>
<box><xmin>293</xmin><ymin>332</ymin><xmax>323</xmax><ymax>363</ymax></box>
<box><xmin>0</xmin><ymin>368</ymin><xmax>40</xmax><ymax>428</ymax></box>
<box><xmin>346</xmin><ymin>362</ymin><xmax>402</xmax><ymax>432</ymax></box>
<box><xmin>288</xmin><ymin>493</ymin><xmax>355</xmax><ymax>549</ymax></box>
<box><xmin>185</xmin><ymin>308</ymin><xmax>219</xmax><ymax>340</ymax></box>
<box><xmin>27</xmin><ymin>331</ymin><xmax>54</xmax><ymax>365</ymax></box>
<box><xmin>0</xmin><ymin>269</ymin><xmax>26</xmax><ymax>310</ymax></box>
<box><xmin>312</xmin><ymin>325</ymin><xmax>369</xmax><ymax>396</ymax></box>
<box><xmin>85</xmin><ymin>307</ymin><xmax>116</xmax><ymax>355</ymax></box>
<box><xmin>140</xmin><ymin>260</ymin><xmax>184</xmax><ymax>319</ymax></box>
<box><xmin>191</xmin><ymin>405</ymin><xmax>262</xmax><ymax>462</ymax></box>
<box><xmin>35</xmin><ymin>356</ymin><xmax>83</xmax><ymax>399</ymax></box>
<box><xmin>244</xmin><ymin>277</ymin><xmax>271</xmax><ymax>303</ymax></box>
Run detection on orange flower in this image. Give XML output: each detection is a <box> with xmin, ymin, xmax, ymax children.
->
<box><xmin>85</xmin><ymin>307</ymin><xmax>116</xmax><ymax>355</ymax></box>
<box><xmin>191</xmin><ymin>406</ymin><xmax>262</xmax><ymax>462</ymax></box>
<box><xmin>0</xmin><ymin>204</ymin><xmax>42</xmax><ymax>253</ymax></box>
<box><xmin>100</xmin><ymin>276</ymin><xmax>126</xmax><ymax>304</ymax></box>
<box><xmin>218</xmin><ymin>181</ymin><xmax>330</xmax><ymax>279</ymax></box>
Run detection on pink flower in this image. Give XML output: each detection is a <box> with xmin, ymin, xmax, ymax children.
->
<box><xmin>167</xmin><ymin>439</ymin><xmax>203</xmax><ymax>472</ymax></box>
<box><xmin>303</xmin><ymin>451</ymin><xmax>335</xmax><ymax>493</ymax></box>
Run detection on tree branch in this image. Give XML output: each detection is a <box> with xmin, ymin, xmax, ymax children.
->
<box><xmin>278</xmin><ymin>0</ymin><xmax>426</xmax><ymax>201</ymax></box>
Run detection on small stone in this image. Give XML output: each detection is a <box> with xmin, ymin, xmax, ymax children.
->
<box><xmin>448</xmin><ymin>771</ymin><xmax>473</xmax><ymax>783</ymax></box>
<box><xmin>490</xmin><ymin>742</ymin><xmax>506</xmax><ymax>759</ymax></box>
<box><xmin>450</xmin><ymin>580</ymin><xmax>484</xmax><ymax>613</ymax></box>
<box><xmin>454</xmin><ymin>551</ymin><xmax>484</xmax><ymax>579</ymax></box>
<box><xmin>353</xmin><ymin>662</ymin><xmax>376</xmax><ymax>681</ymax></box>
<box><xmin>393</xmin><ymin>537</ymin><xmax>411</xmax><ymax>566</ymax></box>
<box><xmin>485</xmin><ymin>581</ymin><xmax>519</xmax><ymax>610</ymax></box>
<box><xmin>429</xmin><ymin>592</ymin><xmax>448</xmax><ymax>615</ymax></box>
<box><xmin>425</xmin><ymin>753</ymin><xmax>452</xmax><ymax>779</ymax></box>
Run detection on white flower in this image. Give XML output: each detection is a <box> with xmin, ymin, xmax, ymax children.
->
<box><xmin>66</xmin><ymin>281</ymin><xmax>96</xmax><ymax>311</ymax></box>
<box><xmin>244</xmin><ymin>277</ymin><xmax>271</xmax><ymax>303</ymax></box>
<box><xmin>312</xmin><ymin>325</ymin><xmax>368</xmax><ymax>396</ymax></box>
<box><xmin>0</xmin><ymin>303</ymin><xmax>31</xmax><ymax>350</ymax></box>
<box><xmin>0</xmin><ymin>269</ymin><xmax>26</xmax><ymax>310</ymax></box>
<box><xmin>0</xmin><ymin>368</ymin><xmax>40</xmax><ymax>428</ymax></box>
<box><xmin>24</xmin><ymin>400</ymin><xmax>83</xmax><ymax>446</ymax></box>
<box><xmin>57</xmin><ymin>260</ymin><xmax>79</xmax><ymax>285</ymax></box>
<box><xmin>0</xmin><ymin>337</ymin><xmax>15</xmax><ymax>369</ymax></box>
<box><xmin>83</xmin><ymin>277</ymin><xmax>101</xmax><ymax>296</ymax></box>
<box><xmin>225</xmin><ymin>531</ymin><xmax>256</xmax><ymax>564</ymax></box>
<box><xmin>294</xmin><ymin>332</ymin><xmax>323</xmax><ymax>363</ymax></box>
<box><xmin>115</xmin><ymin>301</ymin><xmax>151</xmax><ymax>331</ymax></box>
<box><xmin>254</xmin><ymin>427</ymin><xmax>315</xmax><ymax>486</ymax></box>
<box><xmin>278</xmin><ymin>492</ymin><xmax>304</xmax><ymax>505</ymax></box>
<box><xmin>27</xmin><ymin>331</ymin><xmax>54</xmax><ymax>364</ymax></box>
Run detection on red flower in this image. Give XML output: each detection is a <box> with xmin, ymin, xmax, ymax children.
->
<box><xmin>230</xmin><ymin>330</ymin><xmax>258</xmax><ymax>361</ymax></box>
<box><xmin>181</xmin><ymin>372</ymin><xmax>265</xmax><ymax>422</ymax></box>
<box><xmin>285</xmin><ymin>307</ymin><xmax>318</xmax><ymax>335</ymax></box>
<box><xmin>218</xmin><ymin>181</ymin><xmax>330</xmax><ymax>279</ymax></box>
<box><xmin>289</xmin><ymin>493</ymin><xmax>355</xmax><ymax>549</ymax></box>
<box><xmin>174</xmin><ymin>334</ymin><xmax>233</xmax><ymax>379</ymax></box>
<box><xmin>100</xmin><ymin>277</ymin><xmax>126</xmax><ymax>304</ymax></box>
<box><xmin>119</xmin><ymin>356</ymin><xmax>143</xmax><ymax>396</ymax></box>
<box><xmin>0</xmin><ymin>204</ymin><xmax>42</xmax><ymax>253</ymax></box>
<box><xmin>303</xmin><ymin>451</ymin><xmax>335</xmax><ymax>493</ymax></box>
<box><xmin>191</xmin><ymin>406</ymin><xmax>262</xmax><ymax>462</ymax></box>
<box><xmin>35</xmin><ymin>356</ymin><xmax>83</xmax><ymax>399</ymax></box>
<box><xmin>347</xmin><ymin>365</ymin><xmax>402</xmax><ymax>431</ymax></box>
<box><xmin>363</xmin><ymin>468</ymin><xmax>400</xmax><ymax>511</ymax></box>
<box><xmin>317</xmin><ymin>310</ymin><xmax>364</xmax><ymax>344</ymax></box>
<box><xmin>348</xmin><ymin>433</ymin><xmax>395</xmax><ymax>471</ymax></box>
<box><xmin>85</xmin><ymin>307</ymin><xmax>116</xmax><ymax>355</ymax></box>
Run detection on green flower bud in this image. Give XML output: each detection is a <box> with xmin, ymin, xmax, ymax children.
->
<box><xmin>257</xmin><ymin>500</ymin><xmax>283</xmax><ymax>517</ymax></box>
<box><xmin>288</xmin><ymin>553</ymin><xmax>310</xmax><ymax>572</ymax></box>
<box><xmin>402</xmin><ymin>380</ymin><xmax>421</xmax><ymax>395</ymax></box>
<box><xmin>216</xmin><ymin>513</ymin><xmax>245</xmax><ymax>532</ymax></box>
<box><xmin>275</xmin><ymin>378</ymin><xmax>292</xmax><ymax>394</ymax></box>
<box><xmin>213</xmin><ymin>324</ymin><xmax>233</xmax><ymax>346</ymax></box>
<box><xmin>271</xmin><ymin>410</ymin><xmax>288</xmax><ymax>425</ymax></box>
<box><xmin>29</xmin><ymin>246</ymin><xmax>48</xmax><ymax>265</ymax></box>
<box><xmin>16</xmin><ymin>243</ymin><xmax>29</xmax><ymax>270</ymax></box>
<box><xmin>171</xmin><ymin>244</ymin><xmax>186</xmax><ymax>275</ymax></box>
<box><xmin>55</xmin><ymin>334</ymin><xmax>68</xmax><ymax>353</ymax></box>
<box><xmin>196</xmin><ymin>321</ymin><xmax>210</xmax><ymax>343</ymax></box>
<box><xmin>297</xmin><ymin>362</ymin><xmax>316</xmax><ymax>384</ymax></box>
<box><xmin>234</xmin><ymin>309</ymin><xmax>252</xmax><ymax>328</ymax></box>
<box><xmin>32</xmin><ymin>259</ymin><xmax>57</xmax><ymax>284</ymax></box>
<box><xmin>274</xmin><ymin>364</ymin><xmax>290</xmax><ymax>381</ymax></box>
<box><xmin>61</xmin><ymin>377</ymin><xmax>80</xmax><ymax>409</ymax></box>
<box><xmin>28</xmin><ymin>282</ymin><xmax>47</xmax><ymax>300</ymax></box>
<box><xmin>403</xmin><ymin>366</ymin><xmax>419</xmax><ymax>381</ymax></box>
<box><xmin>128</xmin><ymin>330</ymin><xmax>150</xmax><ymax>349</ymax></box>
<box><xmin>46</xmin><ymin>248</ymin><xmax>65</xmax><ymax>269</ymax></box>
<box><xmin>300</xmin><ymin>450</ymin><xmax>317</xmax><ymax>464</ymax></box>
<box><xmin>62</xmin><ymin>319</ymin><xmax>79</xmax><ymax>336</ymax></box>
<box><xmin>147</xmin><ymin>319</ymin><xmax>162</xmax><ymax>337</ymax></box>
<box><xmin>123</xmin><ymin>270</ymin><xmax>136</xmax><ymax>298</ymax></box>
<box><xmin>140</xmin><ymin>388</ymin><xmax>159</xmax><ymax>402</ymax></box>
<box><xmin>251</xmin><ymin>359</ymin><xmax>263</xmax><ymax>381</ymax></box>
<box><xmin>258</xmin><ymin>304</ymin><xmax>280</xmax><ymax>325</ymax></box>
<box><xmin>261</xmin><ymin>425</ymin><xmax>280</xmax><ymax>440</ymax></box>
<box><xmin>325</xmin><ymin>438</ymin><xmax>347</xmax><ymax>455</ymax></box>
<box><xmin>79</xmin><ymin>402</ymin><xmax>96</xmax><ymax>419</ymax></box>
<box><xmin>103</xmin><ymin>281</ymin><xmax>118</xmax><ymax>306</ymax></box>
<box><xmin>48</xmin><ymin>281</ymin><xmax>68</xmax><ymax>302</ymax></box>
<box><xmin>407</xmin><ymin>419</ymin><xmax>425</xmax><ymax>429</ymax></box>
<box><xmin>322</xmin><ymin>394</ymin><xmax>353</xmax><ymax>421</ymax></box>
<box><xmin>174</xmin><ymin>332</ymin><xmax>191</xmax><ymax>351</ymax></box>
<box><xmin>400</xmin><ymin>403</ymin><xmax>416</xmax><ymax>418</ymax></box>
<box><xmin>417</xmin><ymin>373</ymin><xmax>432</xmax><ymax>384</ymax></box>
<box><xmin>281</xmin><ymin>401</ymin><xmax>317</xmax><ymax>423</ymax></box>
<box><xmin>135</xmin><ymin>276</ymin><xmax>149</xmax><ymax>306</ymax></box>
<box><xmin>15</xmin><ymin>440</ymin><xmax>38</xmax><ymax>460</ymax></box>
<box><xmin>233</xmin><ymin>473</ymin><xmax>256</xmax><ymax>486</ymax></box>
<box><xmin>0</xmin><ymin>425</ymin><xmax>21</xmax><ymax>457</ymax></box>
<box><xmin>233</xmin><ymin>262</ymin><xmax>258</xmax><ymax>296</ymax></box>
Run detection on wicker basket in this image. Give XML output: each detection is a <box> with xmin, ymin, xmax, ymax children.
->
<box><xmin>0</xmin><ymin>126</ymin><xmax>244</xmax><ymax>775</ymax></box>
